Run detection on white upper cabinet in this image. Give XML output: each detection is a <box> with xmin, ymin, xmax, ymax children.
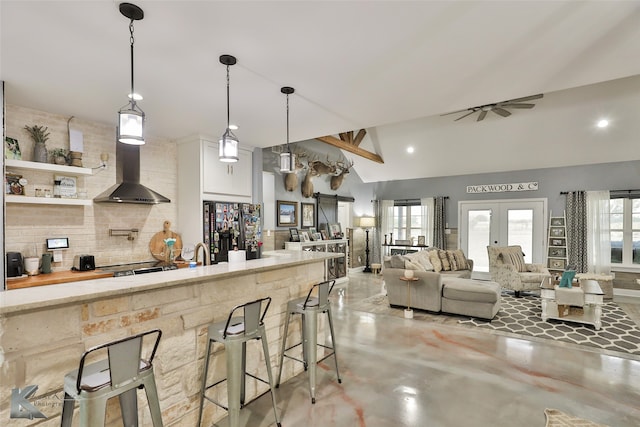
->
<box><xmin>202</xmin><ymin>140</ymin><xmax>252</xmax><ymax>197</ymax></box>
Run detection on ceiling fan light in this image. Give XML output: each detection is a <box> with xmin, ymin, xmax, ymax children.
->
<box><xmin>219</xmin><ymin>129</ymin><xmax>239</xmax><ymax>162</ymax></box>
<box><xmin>118</xmin><ymin>103</ymin><xmax>145</xmax><ymax>145</ymax></box>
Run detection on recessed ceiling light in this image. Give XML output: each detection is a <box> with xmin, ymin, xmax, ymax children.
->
<box><xmin>407</xmin><ymin>146</ymin><xmax>414</xmax><ymax>154</ymax></box>
<box><xmin>596</xmin><ymin>119</ymin><xmax>609</xmax><ymax>128</ymax></box>
<box><xmin>229</xmin><ymin>124</ymin><xmax>238</xmax><ymax>130</ymax></box>
<box><xmin>128</xmin><ymin>93</ymin><xmax>143</xmax><ymax>101</ymax></box>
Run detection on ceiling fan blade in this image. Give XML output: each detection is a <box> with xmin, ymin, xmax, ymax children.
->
<box><xmin>477</xmin><ymin>110</ymin><xmax>488</xmax><ymax>121</ymax></box>
<box><xmin>441</xmin><ymin>108</ymin><xmax>472</xmax><ymax>116</ymax></box>
<box><xmin>500</xmin><ymin>103</ymin><xmax>535</xmax><ymax>109</ymax></box>
<box><xmin>493</xmin><ymin>107</ymin><xmax>511</xmax><ymax>117</ymax></box>
<box><xmin>454</xmin><ymin>110</ymin><xmax>476</xmax><ymax>121</ymax></box>
<box><xmin>504</xmin><ymin>93</ymin><xmax>543</xmax><ymax>103</ymax></box>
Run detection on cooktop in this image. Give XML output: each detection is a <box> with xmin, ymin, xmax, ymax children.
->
<box><xmin>98</xmin><ymin>261</ymin><xmax>178</xmax><ymax>277</ymax></box>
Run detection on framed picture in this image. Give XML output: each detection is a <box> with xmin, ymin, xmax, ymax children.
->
<box><xmin>289</xmin><ymin>227</ymin><xmax>299</xmax><ymax>242</ymax></box>
<box><xmin>548</xmin><ymin>247</ymin><xmax>566</xmax><ymax>258</ymax></box>
<box><xmin>549</xmin><ymin>258</ymin><xmax>566</xmax><ymax>270</ymax></box>
<box><xmin>313</xmin><ymin>232</ymin><xmax>323</xmax><ymax>241</ymax></box>
<box><xmin>301</xmin><ymin>202</ymin><xmax>315</xmax><ymax>228</ymax></box>
<box><xmin>300</xmin><ymin>230</ymin><xmax>310</xmax><ymax>242</ymax></box>
<box><xmin>4</xmin><ymin>137</ymin><xmax>21</xmax><ymax>160</ymax></box>
<box><xmin>321</xmin><ymin>230</ymin><xmax>329</xmax><ymax>240</ymax></box>
<box><xmin>329</xmin><ymin>223</ymin><xmax>342</xmax><ymax>238</ymax></box>
<box><xmin>417</xmin><ymin>236</ymin><xmax>426</xmax><ymax>246</ymax></box>
<box><xmin>550</xmin><ymin>217</ymin><xmax>565</xmax><ymax>227</ymax></box>
<box><xmin>277</xmin><ymin>200</ymin><xmax>298</xmax><ymax>227</ymax></box>
<box><xmin>550</xmin><ymin>238</ymin><xmax>565</xmax><ymax>247</ymax></box>
<box><xmin>550</xmin><ymin>227</ymin><xmax>565</xmax><ymax>237</ymax></box>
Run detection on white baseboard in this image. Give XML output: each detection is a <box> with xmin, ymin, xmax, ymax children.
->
<box><xmin>613</xmin><ymin>288</ymin><xmax>640</xmax><ymax>298</ymax></box>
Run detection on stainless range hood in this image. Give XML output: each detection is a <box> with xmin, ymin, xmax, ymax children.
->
<box><xmin>94</xmin><ymin>143</ymin><xmax>170</xmax><ymax>204</ymax></box>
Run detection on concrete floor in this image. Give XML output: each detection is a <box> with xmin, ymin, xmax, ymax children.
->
<box><xmin>212</xmin><ymin>271</ymin><xmax>640</xmax><ymax>427</ymax></box>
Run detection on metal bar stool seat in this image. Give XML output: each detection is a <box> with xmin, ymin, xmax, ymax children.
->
<box><xmin>276</xmin><ymin>280</ymin><xmax>342</xmax><ymax>404</ymax></box>
<box><xmin>198</xmin><ymin>297</ymin><xmax>281</xmax><ymax>427</ymax></box>
<box><xmin>61</xmin><ymin>329</ymin><xmax>163</xmax><ymax>427</ymax></box>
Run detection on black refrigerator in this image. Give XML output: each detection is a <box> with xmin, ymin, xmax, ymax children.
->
<box><xmin>203</xmin><ymin>201</ymin><xmax>262</xmax><ymax>263</ymax></box>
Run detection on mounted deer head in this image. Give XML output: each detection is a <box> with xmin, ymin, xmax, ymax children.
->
<box><xmin>308</xmin><ymin>155</ymin><xmax>337</xmax><ymax>176</ymax></box>
<box><xmin>330</xmin><ymin>159</ymin><xmax>354</xmax><ymax>190</ymax></box>
<box><xmin>301</xmin><ymin>170</ymin><xmax>315</xmax><ymax>198</ymax></box>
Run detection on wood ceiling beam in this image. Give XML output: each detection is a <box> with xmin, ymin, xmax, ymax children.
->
<box><xmin>316</xmin><ymin>134</ymin><xmax>384</xmax><ymax>164</ymax></box>
<box><xmin>353</xmin><ymin>129</ymin><xmax>366</xmax><ymax>146</ymax></box>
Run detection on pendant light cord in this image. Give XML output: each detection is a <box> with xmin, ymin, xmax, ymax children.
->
<box><xmin>286</xmin><ymin>92</ymin><xmax>290</xmax><ymax>149</ymax></box>
<box><xmin>129</xmin><ymin>20</ymin><xmax>135</xmax><ymax>103</ymax></box>
<box><xmin>226</xmin><ymin>65</ymin><xmax>230</xmax><ymax>129</ymax></box>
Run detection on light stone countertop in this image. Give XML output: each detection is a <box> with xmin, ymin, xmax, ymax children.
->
<box><xmin>0</xmin><ymin>250</ymin><xmax>342</xmax><ymax>315</ymax></box>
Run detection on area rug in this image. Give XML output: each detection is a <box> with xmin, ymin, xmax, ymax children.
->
<box><xmin>544</xmin><ymin>408</ymin><xmax>609</xmax><ymax>426</ymax></box>
<box><xmin>350</xmin><ymin>293</ymin><xmax>640</xmax><ymax>357</ymax></box>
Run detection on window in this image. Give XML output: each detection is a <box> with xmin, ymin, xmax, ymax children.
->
<box><xmin>392</xmin><ymin>205</ymin><xmax>424</xmax><ymax>242</ymax></box>
<box><xmin>610</xmin><ymin>198</ymin><xmax>640</xmax><ymax>265</ymax></box>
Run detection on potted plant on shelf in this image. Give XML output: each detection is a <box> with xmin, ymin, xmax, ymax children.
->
<box><xmin>49</xmin><ymin>147</ymin><xmax>68</xmax><ymax>165</ymax></box>
<box><xmin>24</xmin><ymin>124</ymin><xmax>50</xmax><ymax>163</ymax></box>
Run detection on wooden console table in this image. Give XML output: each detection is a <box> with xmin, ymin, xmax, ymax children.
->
<box><xmin>540</xmin><ymin>279</ymin><xmax>604</xmax><ymax>330</ymax></box>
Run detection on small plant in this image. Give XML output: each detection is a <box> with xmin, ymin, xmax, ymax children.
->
<box><xmin>49</xmin><ymin>147</ymin><xmax>67</xmax><ymax>157</ymax></box>
<box><xmin>24</xmin><ymin>125</ymin><xmax>50</xmax><ymax>144</ymax></box>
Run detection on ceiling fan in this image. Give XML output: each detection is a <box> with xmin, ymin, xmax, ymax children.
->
<box><xmin>442</xmin><ymin>94</ymin><xmax>543</xmax><ymax>122</ymax></box>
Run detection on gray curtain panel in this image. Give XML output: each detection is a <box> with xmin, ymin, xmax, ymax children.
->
<box><xmin>566</xmin><ymin>191</ymin><xmax>587</xmax><ymax>273</ymax></box>
<box><xmin>433</xmin><ymin>196</ymin><xmax>446</xmax><ymax>249</ymax></box>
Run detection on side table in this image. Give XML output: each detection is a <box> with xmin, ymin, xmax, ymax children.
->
<box><xmin>399</xmin><ymin>276</ymin><xmax>419</xmax><ymax>319</ymax></box>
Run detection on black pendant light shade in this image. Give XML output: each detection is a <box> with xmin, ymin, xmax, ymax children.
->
<box><xmin>219</xmin><ymin>54</ymin><xmax>239</xmax><ymax>162</ymax></box>
<box><xmin>117</xmin><ymin>3</ymin><xmax>146</xmax><ymax>145</ymax></box>
<box><xmin>280</xmin><ymin>86</ymin><xmax>295</xmax><ymax>173</ymax></box>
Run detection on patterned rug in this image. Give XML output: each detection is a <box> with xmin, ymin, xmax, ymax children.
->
<box><xmin>544</xmin><ymin>408</ymin><xmax>609</xmax><ymax>427</ymax></box>
<box><xmin>350</xmin><ymin>293</ymin><xmax>640</xmax><ymax>357</ymax></box>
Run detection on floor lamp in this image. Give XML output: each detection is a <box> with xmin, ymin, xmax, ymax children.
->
<box><xmin>360</xmin><ymin>217</ymin><xmax>376</xmax><ymax>273</ymax></box>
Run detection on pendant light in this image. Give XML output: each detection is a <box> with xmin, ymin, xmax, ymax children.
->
<box><xmin>219</xmin><ymin>54</ymin><xmax>239</xmax><ymax>162</ymax></box>
<box><xmin>280</xmin><ymin>86</ymin><xmax>295</xmax><ymax>173</ymax></box>
<box><xmin>117</xmin><ymin>3</ymin><xmax>145</xmax><ymax>145</ymax></box>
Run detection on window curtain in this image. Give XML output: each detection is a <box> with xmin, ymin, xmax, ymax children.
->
<box><xmin>379</xmin><ymin>199</ymin><xmax>394</xmax><ymax>258</ymax></box>
<box><xmin>566</xmin><ymin>191</ymin><xmax>587</xmax><ymax>273</ymax></box>
<box><xmin>421</xmin><ymin>197</ymin><xmax>434</xmax><ymax>247</ymax></box>
<box><xmin>433</xmin><ymin>196</ymin><xmax>446</xmax><ymax>249</ymax></box>
<box><xmin>587</xmin><ymin>190</ymin><xmax>611</xmax><ymax>275</ymax></box>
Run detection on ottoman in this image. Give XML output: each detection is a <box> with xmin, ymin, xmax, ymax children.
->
<box><xmin>441</xmin><ymin>278</ymin><xmax>501</xmax><ymax>320</ymax></box>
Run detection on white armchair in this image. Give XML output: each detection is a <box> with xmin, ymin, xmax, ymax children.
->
<box><xmin>487</xmin><ymin>245</ymin><xmax>551</xmax><ymax>297</ymax></box>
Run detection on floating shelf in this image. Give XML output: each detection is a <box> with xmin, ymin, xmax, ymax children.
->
<box><xmin>5</xmin><ymin>195</ymin><xmax>92</xmax><ymax>206</ymax></box>
<box><xmin>5</xmin><ymin>159</ymin><xmax>92</xmax><ymax>175</ymax></box>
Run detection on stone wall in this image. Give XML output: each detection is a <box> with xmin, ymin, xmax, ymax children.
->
<box><xmin>4</xmin><ymin>104</ymin><xmax>178</xmax><ymax>270</ymax></box>
<box><xmin>0</xmin><ymin>261</ymin><xmax>325</xmax><ymax>425</ymax></box>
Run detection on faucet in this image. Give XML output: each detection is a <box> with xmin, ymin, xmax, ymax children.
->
<box><xmin>194</xmin><ymin>242</ymin><xmax>211</xmax><ymax>266</ymax></box>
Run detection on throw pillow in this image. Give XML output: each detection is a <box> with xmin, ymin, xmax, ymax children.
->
<box><xmin>438</xmin><ymin>250</ymin><xmax>451</xmax><ymax>271</ymax></box>
<box><xmin>428</xmin><ymin>250</ymin><xmax>442</xmax><ymax>272</ymax></box>
<box><xmin>506</xmin><ymin>251</ymin><xmax>527</xmax><ymax>272</ymax></box>
<box><xmin>448</xmin><ymin>249</ymin><xmax>469</xmax><ymax>271</ymax></box>
<box><xmin>558</xmin><ymin>270</ymin><xmax>576</xmax><ymax>288</ymax></box>
<box><xmin>446</xmin><ymin>250</ymin><xmax>459</xmax><ymax>271</ymax></box>
<box><xmin>390</xmin><ymin>255</ymin><xmax>405</xmax><ymax>269</ymax></box>
<box><xmin>404</xmin><ymin>260</ymin><xmax>425</xmax><ymax>271</ymax></box>
<box><xmin>415</xmin><ymin>250</ymin><xmax>434</xmax><ymax>271</ymax></box>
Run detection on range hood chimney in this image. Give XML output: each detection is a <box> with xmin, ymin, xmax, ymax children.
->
<box><xmin>94</xmin><ymin>143</ymin><xmax>170</xmax><ymax>204</ymax></box>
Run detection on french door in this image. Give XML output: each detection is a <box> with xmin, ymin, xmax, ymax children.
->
<box><xmin>459</xmin><ymin>199</ymin><xmax>547</xmax><ymax>277</ymax></box>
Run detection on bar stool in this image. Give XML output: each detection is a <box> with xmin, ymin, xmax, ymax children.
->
<box><xmin>197</xmin><ymin>297</ymin><xmax>281</xmax><ymax>427</ymax></box>
<box><xmin>276</xmin><ymin>280</ymin><xmax>342</xmax><ymax>404</ymax></box>
<box><xmin>61</xmin><ymin>329</ymin><xmax>163</xmax><ymax>427</ymax></box>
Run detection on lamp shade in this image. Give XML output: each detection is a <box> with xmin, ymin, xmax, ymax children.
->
<box><xmin>219</xmin><ymin>129</ymin><xmax>239</xmax><ymax>162</ymax></box>
<box><xmin>360</xmin><ymin>217</ymin><xmax>376</xmax><ymax>228</ymax></box>
<box><xmin>118</xmin><ymin>105</ymin><xmax>145</xmax><ymax>145</ymax></box>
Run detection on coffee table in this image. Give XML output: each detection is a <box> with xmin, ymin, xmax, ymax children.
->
<box><xmin>540</xmin><ymin>279</ymin><xmax>604</xmax><ymax>329</ymax></box>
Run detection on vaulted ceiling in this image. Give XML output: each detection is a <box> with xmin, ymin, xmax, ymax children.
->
<box><xmin>2</xmin><ymin>1</ymin><xmax>640</xmax><ymax>183</ymax></box>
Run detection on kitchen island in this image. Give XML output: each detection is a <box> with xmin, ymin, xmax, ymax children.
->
<box><xmin>0</xmin><ymin>250</ymin><xmax>342</xmax><ymax>425</ymax></box>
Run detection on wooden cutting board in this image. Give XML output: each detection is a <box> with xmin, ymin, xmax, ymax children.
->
<box><xmin>149</xmin><ymin>220</ymin><xmax>183</xmax><ymax>262</ymax></box>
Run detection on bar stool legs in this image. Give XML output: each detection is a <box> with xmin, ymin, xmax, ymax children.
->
<box><xmin>198</xmin><ymin>297</ymin><xmax>281</xmax><ymax>427</ymax></box>
<box><xmin>276</xmin><ymin>280</ymin><xmax>342</xmax><ymax>404</ymax></box>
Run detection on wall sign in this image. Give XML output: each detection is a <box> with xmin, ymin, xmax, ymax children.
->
<box><xmin>467</xmin><ymin>182</ymin><xmax>538</xmax><ymax>194</ymax></box>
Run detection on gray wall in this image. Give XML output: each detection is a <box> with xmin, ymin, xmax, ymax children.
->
<box><xmin>263</xmin><ymin>141</ymin><xmax>639</xmax><ymax>229</ymax></box>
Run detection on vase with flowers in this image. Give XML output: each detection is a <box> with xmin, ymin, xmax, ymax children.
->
<box><xmin>24</xmin><ymin>124</ymin><xmax>50</xmax><ymax>163</ymax></box>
